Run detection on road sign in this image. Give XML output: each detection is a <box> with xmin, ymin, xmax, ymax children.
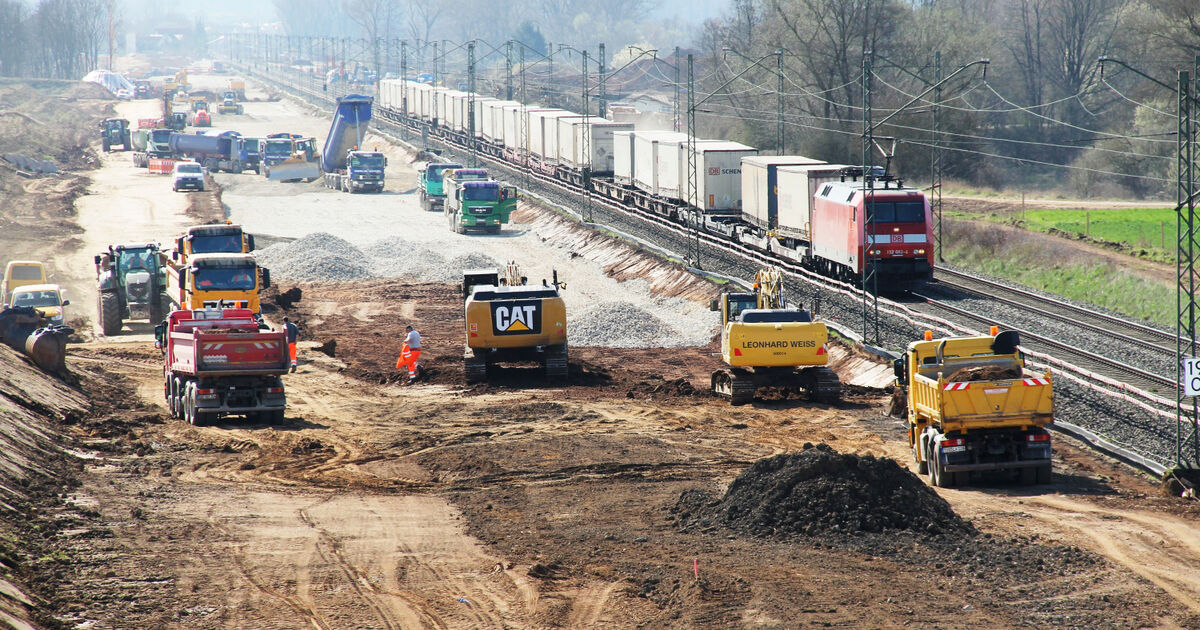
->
<box><xmin>1183</xmin><ymin>357</ymin><xmax>1200</xmax><ymax>396</ymax></box>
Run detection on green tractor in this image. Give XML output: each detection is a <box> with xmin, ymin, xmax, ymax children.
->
<box><xmin>100</xmin><ymin>118</ymin><xmax>132</xmax><ymax>152</ymax></box>
<box><xmin>94</xmin><ymin>244</ymin><xmax>169</xmax><ymax>336</ymax></box>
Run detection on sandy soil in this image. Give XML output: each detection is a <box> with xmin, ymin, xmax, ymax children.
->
<box><xmin>8</xmin><ymin>71</ymin><xmax>1200</xmax><ymax>629</ymax></box>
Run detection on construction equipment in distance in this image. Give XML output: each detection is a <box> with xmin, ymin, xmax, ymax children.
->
<box><xmin>461</xmin><ymin>264</ymin><xmax>567</xmax><ymax>383</ymax></box>
<box><xmin>265</xmin><ymin>135</ymin><xmax>320</xmax><ymax>182</ymax></box>
<box><xmin>710</xmin><ymin>267</ymin><xmax>840</xmax><ymax>405</ymax></box>
<box><xmin>156</xmin><ymin>307</ymin><xmax>287</xmax><ymax>426</ymax></box>
<box><xmin>893</xmin><ymin>328</ymin><xmax>1054</xmax><ymax>487</ymax></box>
<box><xmin>217</xmin><ymin>96</ymin><xmax>244</xmax><ymax>115</ymax></box>
<box><xmin>443</xmin><ymin>168</ymin><xmax>517</xmax><ymax>234</ymax></box>
<box><xmin>321</xmin><ymin>95</ymin><xmax>387</xmax><ymax>193</ymax></box>
<box><xmin>100</xmin><ymin>118</ymin><xmax>131</xmax><ymax>152</ymax></box>
<box><xmin>94</xmin><ymin>243</ymin><xmax>169</xmax><ymax>336</ymax></box>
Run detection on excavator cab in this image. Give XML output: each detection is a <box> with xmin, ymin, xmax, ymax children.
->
<box><xmin>712</xmin><ymin>292</ymin><xmax>758</xmax><ymax>325</ymax></box>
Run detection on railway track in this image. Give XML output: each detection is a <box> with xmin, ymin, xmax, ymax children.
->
<box><xmin>912</xmin><ymin>292</ymin><xmax>1176</xmax><ymax>394</ymax></box>
<box><xmin>935</xmin><ymin>267</ymin><xmax>1179</xmax><ymax>354</ymax></box>
<box><xmin>247</xmin><ymin>66</ymin><xmax>1195</xmax><ymax>476</ymax></box>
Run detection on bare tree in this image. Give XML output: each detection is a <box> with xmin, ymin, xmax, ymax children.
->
<box><xmin>0</xmin><ymin>0</ymin><xmax>25</xmax><ymax>77</ymax></box>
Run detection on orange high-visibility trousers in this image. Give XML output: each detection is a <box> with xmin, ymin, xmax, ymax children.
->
<box><xmin>395</xmin><ymin>342</ymin><xmax>421</xmax><ymax>378</ymax></box>
<box><xmin>288</xmin><ymin>342</ymin><xmax>297</xmax><ymax>365</ymax></box>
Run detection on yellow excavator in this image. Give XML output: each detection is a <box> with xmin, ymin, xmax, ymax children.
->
<box><xmin>710</xmin><ymin>267</ymin><xmax>841</xmax><ymax>405</ymax></box>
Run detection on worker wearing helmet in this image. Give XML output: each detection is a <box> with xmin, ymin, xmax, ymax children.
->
<box><xmin>395</xmin><ymin>325</ymin><xmax>421</xmax><ymax>384</ymax></box>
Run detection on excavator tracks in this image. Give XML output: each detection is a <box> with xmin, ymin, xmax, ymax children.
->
<box><xmin>801</xmin><ymin>367</ymin><xmax>842</xmax><ymax>404</ymax></box>
<box><xmin>544</xmin><ymin>345</ymin><xmax>568</xmax><ymax>380</ymax></box>
<box><xmin>712</xmin><ymin>369</ymin><xmax>756</xmax><ymax>406</ymax></box>
<box><xmin>463</xmin><ymin>352</ymin><xmax>487</xmax><ymax>384</ymax></box>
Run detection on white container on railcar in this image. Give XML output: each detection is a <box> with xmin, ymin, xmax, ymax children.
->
<box><xmin>614</xmin><ymin>131</ymin><xmax>635</xmax><ymax>185</ymax></box>
<box><xmin>691</xmin><ymin>140</ymin><xmax>757</xmax><ymax>213</ymax></box>
<box><xmin>558</xmin><ymin>120</ymin><xmax>634</xmax><ymax>172</ymax></box>
<box><xmin>741</xmin><ymin>156</ymin><xmax>826</xmax><ymax>231</ymax></box>
<box><xmin>528</xmin><ymin>110</ymin><xmax>576</xmax><ymax>162</ymax></box>
<box><xmin>775</xmin><ymin>163</ymin><xmax>851</xmax><ymax>238</ymax></box>
<box><xmin>481</xmin><ymin>100</ymin><xmax>519</xmax><ymax>143</ymax></box>
<box><xmin>632</xmin><ymin>131</ymin><xmax>688</xmax><ymax>197</ymax></box>
<box><xmin>502</xmin><ymin>106</ymin><xmax>555</xmax><ymax>155</ymax></box>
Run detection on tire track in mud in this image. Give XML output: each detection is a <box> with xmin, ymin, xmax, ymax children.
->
<box><xmin>1028</xmin><ymin>496</ymin><xmax>1200</xmax><ymax>614</ymax></box>
<box><xmin>205</xmin><ymin>510</ymin><xmax>333</xmax><ymax>630</ymax></box>
<box><xmin>295</xmin><ymin>502</ymin><xmax>420</xmax><ymax>630</ymax></box>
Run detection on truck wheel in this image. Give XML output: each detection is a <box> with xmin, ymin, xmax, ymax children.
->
<box><xmin>1036</xmin><ymin>464</ymin><xmax>1051</xmax><ymax>484</ymax></box>
<box><xmin>102</xmin><ymin>139</ymin><xmax>111</xmax><ymax>152</ymax></box>
<box><xmin>123</xmin><ymin>139</ymin><xmax>131</xmax><ymax>151</ymax></box>
<box><xmin>99</xmin><ymin>292</ymin><xmax>122</xmax><ymax>336</ymax></box>
<box><xmin>231</xmin><ymin>160</ymin><xmax>243</xmax><ymax>174</ymax></box>
<box><xmin>486</xmin><ymin>225</ymin><xmax>501</xmax><ymax>235</ymax></box>
<box><xmin>183</xmin><ymin>383</ymin><xmax>196</xmax><ymax>425</ymax></box>
<box><xmin>1019</xmin><ymin>466</ymin><xmax>1037</xmax><ymax>486</ymax></box>
<box><xmin>913</xmin><ymin>445</ymin><xmax>928</xmax><ymax>475</ymax></box>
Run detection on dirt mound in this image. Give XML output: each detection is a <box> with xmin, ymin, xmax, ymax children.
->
<box><xmin>626</xmin><ymin>375</ymin><xmax>698</xmax><ymax>399</ymax></box>
<box><xmin>274</xmin><ymin>287</ymin><xmax>302</xmax><ymax>310</ymax></box>
<box><xmin>675</xmin><ymin>444</ymin><xmax>972</xmax><ymax>538</ymax></box>
<box><xmin>947</xmin><ymin>365</ymin><xmax>1021</xmax><ymax>382</ymax></box>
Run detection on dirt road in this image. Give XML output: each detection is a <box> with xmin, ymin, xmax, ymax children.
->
<box><xmin>28</xmin><ymin>72</ymin><xmax>1200</xmax><ymax>629</ymax></box>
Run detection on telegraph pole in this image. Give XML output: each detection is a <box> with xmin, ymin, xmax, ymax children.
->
<box><xmin>686</xmin><ymin>54</ymin><xmax>701</xmax><ymax>268</ymax></box>
<box><xmin>598</xmin><ymin>43</ymin><xmax>606</xmax><ymax>119</ymax></box>
<box><xmin>468</xmin><ymin>41</ymin><xmax>477</xmax><ymax>167</ymax></box>
<box><xmin>439</xmin><ymin>40</ymin><xmax>444</xmax><ymax>126</ymax></box>
<box><xmin>776</xmin><ymin>49</ymin><xmax>784</xmax><ymax>154</ymax></box>
<box><xmin>932</xmin><ymin>51</ymin><xmax>944</xmax><ymax>262</ymax></box>
<box><xmin>505</xmin><ymin>40</ymin><xmax>514</xmax><ymax>100</ymax></box>
<box><xmin>583</xmin><ymin>50</ymin><xmax>593</xmax><ymax>222</ymax></box>
<box><xmin>673</xmin><ymin>47</ymin><xmax>681</xmax><ymax>132</ymax></box>
<box><xmin>1179</xmin><ymin>65</ymin><xmax>1199</xmax><ymax>467</ymax></box>
<box><xmin>861</xmin><ymin>51</ymin><xmax>880</xmax><ymax>345</ymax></box>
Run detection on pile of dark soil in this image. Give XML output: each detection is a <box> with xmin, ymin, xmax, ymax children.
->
<box><xmin>625</xmin><ymin>375</ymin><xmax>698</xmax><ymax>399</ymax></box>
<box><xmin>675</xmin><ymin>444</ymin><xmax>972</xmax><ymax>538</ymax></box>
<box><xmin>947</xmin><ymin>365</ymin><xmax>1021</xmax><ymax>382</ymax></box>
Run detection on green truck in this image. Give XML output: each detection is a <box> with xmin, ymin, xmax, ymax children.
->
<box><xmin>418</xmin><ymin>161</ymin><xmax>462</xmax><ymax>211</ymax></box>
<box><xmin>443</xmin><ymin>168</ymin><xmax>517</xmax><ymax>234</ymax></box>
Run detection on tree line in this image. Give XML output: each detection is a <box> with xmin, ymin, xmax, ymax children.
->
<box><xmin>697</xmin><ymin>0</ymin><xmax>1200</xmax><ymax>197</ymax></box>
<box><xmin>0</xmin><ymin>0</ymin><xmax>119</xmax><ymax>80</ymax></box>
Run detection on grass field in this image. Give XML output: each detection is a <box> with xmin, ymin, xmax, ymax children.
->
<box><xmin>949</xmin><ymin>207</ymin><xmax>1178</xmax><ymax>264</ymax></box>
<box><xmin>941</xmin><ymin>219</ymin><xmax>1175</xmax><ymax>328</ymax></box>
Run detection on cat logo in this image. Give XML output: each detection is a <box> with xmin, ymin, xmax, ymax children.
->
<box><xmin>492</xmin><ymin>300</ymin><xmax>541</xmax><ymax>335</ymax></box>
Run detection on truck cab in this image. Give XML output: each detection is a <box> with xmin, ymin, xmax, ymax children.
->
<box><xmin>417</xmin><ymin>162</ymin><xmax>462</xmax><ymax>210</ymax></box>
<box><xmin>259</xmin><ymin>137</ymin><xmax>294</xmax><ymax>171</ymax></box>
<box><xmin>174</xmin><ymin>223</ymin><xmax>254</xmax><ymax>263</ymax></box>
<box><xmin>168</xmin><ymin>253</ymin><xmax>269</xmax><ymax>314</ymax></box>
<box><xmin>146</xmin><ymin>128</ymin><xmax>174</xmax><ymax>158</ymax></box>
<box><xmin>896</xmin><ymin>330</ymin><xmax>1054</xmax><ymax>487</ymax></box>
<box><xmin>444</xmin><ymin>169</ymin><xmax>516</xmax><ymax>234</ymax></box>
<box><xmin>344</xmin><ymin>150</ymin><xmax>387</xmax><ymax>192</ymax></box>
<box><xmin>235</xmin><ymin>137</ymin><xmax>263</xmax><ymax>173</ymax></box>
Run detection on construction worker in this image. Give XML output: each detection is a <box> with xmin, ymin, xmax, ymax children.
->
<box><xmin>395</xmin><ymin>324</ymin><xmax>421</xmax><ymax>383</ymax></box>
<box><xmin>283</xmin><ymin>317</ymin><xmax>299</xmax><ymax>372</ymax></box>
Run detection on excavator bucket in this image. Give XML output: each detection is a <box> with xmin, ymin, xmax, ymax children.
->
<box><xmin>267</xmin><ymin>158</ymin><xmax>321</xmax><ymax>182</ymax></box>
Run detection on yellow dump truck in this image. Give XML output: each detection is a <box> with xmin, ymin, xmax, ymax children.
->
<box><xmin>710</xmin><ymin>267</ymin><xmax>840</xmax><ymax>405</ymax></box>
<box><xmin>894</xmin><ymin>328</ymin><xmax>1054</xmax><ymax>487</ymax></box>
<box><xmin>164</xmin><ymin>253</ymin><xmax>269</xmax><ymax>314</ymax></box>
<box><xmin>461</xmin><ymin>266</ymin><xmax>567</xmax><ymax>383</ymax></box>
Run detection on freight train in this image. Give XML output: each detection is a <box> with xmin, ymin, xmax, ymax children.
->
<box><xmin>374</xmin><ymin>80</ymin><xmax>934</xmax><ymax>288</ymax></box>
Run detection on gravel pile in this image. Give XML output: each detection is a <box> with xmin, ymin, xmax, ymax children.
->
<box><xmin>675</xmin><ymin>444</ymin><xmax>972</xmax><ymax>538</ymax></box>
<box><xmin>569</xmin><ymin>301</ymin><xmax>683</xmax><ymax>347</ymax></box>
<box><xmin>255</xmin><ymin>233</ymin><xmax>372</xmax><ymax>282</ymax></box>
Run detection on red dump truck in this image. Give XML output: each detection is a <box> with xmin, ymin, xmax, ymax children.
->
<box><xmin>155</xmin><ymin>308</ymin><xmax>287</xmax><ymax>425</ymax></box>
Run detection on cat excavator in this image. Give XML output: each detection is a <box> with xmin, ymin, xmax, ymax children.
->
<box><xmin>710</xmin><ymin>267</ymin><xmax>841</xmax><ymax>405</ymax></box>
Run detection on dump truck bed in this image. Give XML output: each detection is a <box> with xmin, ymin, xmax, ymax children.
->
<box><xmin>911</xmin><ymin>368</ymin><xmax>1053</xmax><ymax>432</ymax></box>
<box><xmin>166</xmin><ymin>312</ymin><xmax>287</xmax><ymax>377</ymax></box>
